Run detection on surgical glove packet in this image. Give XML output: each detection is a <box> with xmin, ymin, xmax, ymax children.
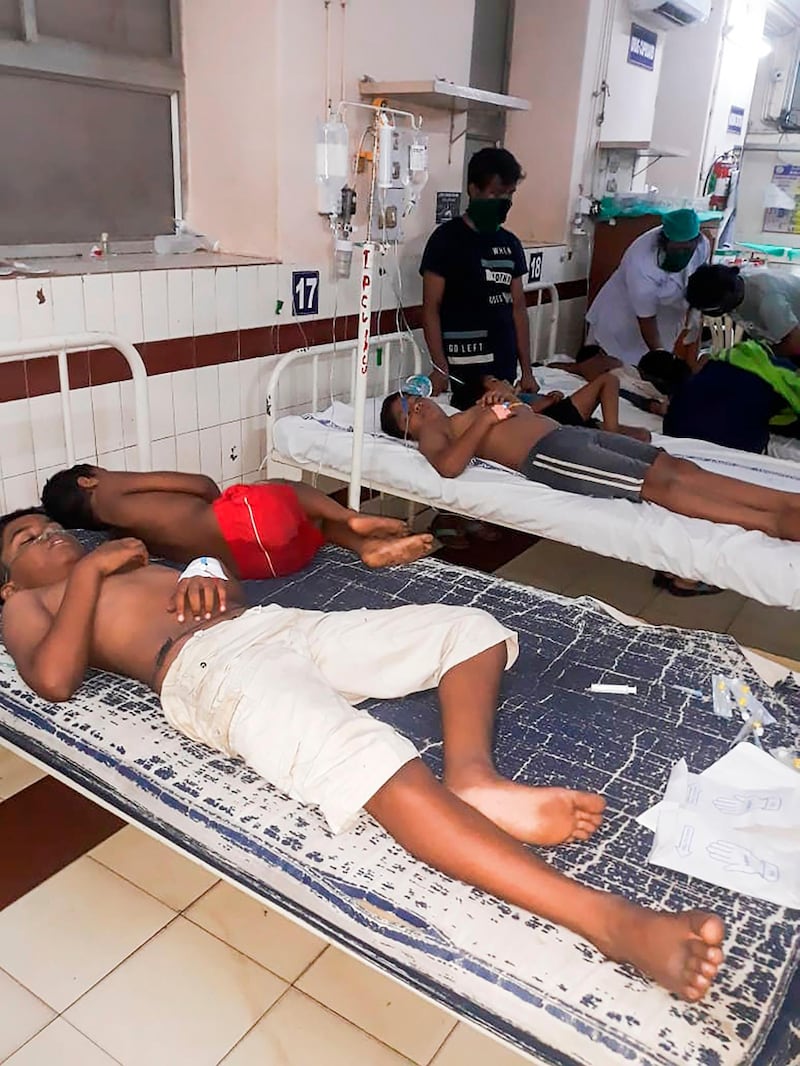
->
<box><xmin>638</xmin><ymin>746</ymin><xmax>800</xmax><ymax>908</ymax></box>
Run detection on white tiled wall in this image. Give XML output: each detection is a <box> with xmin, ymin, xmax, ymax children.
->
<box><xmin>0</xmin><ymin>247</ymin><xmax>585</xmax><ymax>510</ymax></box>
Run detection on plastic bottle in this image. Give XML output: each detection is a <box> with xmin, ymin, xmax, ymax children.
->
<box><xmin>316</xmin><ymin>118</ymin><xmax>349</xmax><ymax>216</ymax></box>
<box><xmin>334</xmin><ymin>237</ymin><xmax>353</xmax><ymax>279</ymax></box>
<box><xmin>408</xmin><ymin>133</ymin><xmax>429</xmax><ymax>190</ymax></box>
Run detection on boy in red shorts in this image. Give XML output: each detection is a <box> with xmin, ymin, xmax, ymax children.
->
<box><xmin>41</xmin><ymin>466</ymin><xmax>432</xmax><ymax>580</ymax></box>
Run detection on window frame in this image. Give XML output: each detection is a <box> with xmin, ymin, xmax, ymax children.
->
<box><xmin>0</xmin><ymin>0</ymin><xmax>184</xmax><ymax>257</ymax></box>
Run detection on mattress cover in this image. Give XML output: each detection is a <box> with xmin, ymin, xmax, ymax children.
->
<box><xmin>272</xmin><ymin>392</ymin><xmax>800</xmax><ymax>609</ymax></box>
<box><xmin>1</xmin><ymin>549</ymin><xmax>798</xmax><ymax>1066</ymax></box>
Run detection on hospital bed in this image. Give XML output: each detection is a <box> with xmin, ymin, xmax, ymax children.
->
<box><xmin>264</xmin><ymin>308</ymin><xmax>800</xmax><ymax>611</ymax></box>
<box><xmin>0</xmin><ymin>334</ymin><xmax>798</xmax><ymax>1066</ymax></box>
<box><xmin>1</xmin><ymin>547</ymin><xmax>798</xmax><ymax>1066</ymax></box>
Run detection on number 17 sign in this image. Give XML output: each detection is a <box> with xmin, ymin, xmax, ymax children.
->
<box><xmin>292</xmin><ymin>270</ymin><xmax>320</xmax><ymax>316</ymax></box>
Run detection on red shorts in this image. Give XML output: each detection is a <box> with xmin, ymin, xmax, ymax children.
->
<box><xmin>211</xmin><ymin>483</ymin><xmax>325</xmax><ymax>580</ymax></box>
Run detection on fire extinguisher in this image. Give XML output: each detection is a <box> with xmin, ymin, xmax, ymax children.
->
<box><xmin>705</xmin><ymin>152</ymin><xmax>737</xmax><ymax>211</ymax></box>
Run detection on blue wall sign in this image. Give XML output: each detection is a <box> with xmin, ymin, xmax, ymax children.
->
<box><xmin>727</xmin><ymin>106</ymin><xmax>745</xmax><ymax>136</ymax></box>
<box><xmin>628</xmin><ymin>23</ymin><xmax>657</xmax><ymax>71</ymax></box>
<box><xmin>292</xmin><ymin>270</ymin><xmax>320</xmax><ymax>316</ymax></box>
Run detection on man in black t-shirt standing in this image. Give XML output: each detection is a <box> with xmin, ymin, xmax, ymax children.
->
<box><xmin>420</xmin><ymin>148</ymin><xmax>536</xmax><ymax>409</ymax></box>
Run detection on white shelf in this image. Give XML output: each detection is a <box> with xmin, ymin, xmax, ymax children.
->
<box><xmin>359</xmin><ymin>78</ymin><xmax>530</xmax><ymax>113</ymax></box>
<box><xmin>598</xmin><ymin>140</ymin><xmax>689</xmax><ymax>158</ymax></box>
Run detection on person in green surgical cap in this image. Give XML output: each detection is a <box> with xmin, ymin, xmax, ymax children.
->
<box><xmin>586</xmin><ymin>208</ymin><xmax>710</xmax><ymax>367</ymax></box>
<box><xmin>420</xmin><ymin>147</ymin><xmax>535</xmax><ymax>409</ymax></box>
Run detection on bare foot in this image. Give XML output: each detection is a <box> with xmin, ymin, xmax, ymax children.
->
<box><xmin>447</xmin><ymin>773</ymin><xmax>606</xmax><ymax>846</ymax></box>
<box><xmin>603</xmin><ymin>904</ymin><xmax>725</xmax><ymax>1002</ymax></box>
<box><xmin>349</xmin><ymin>514</ymin><xmax>408</xmax><ymax>538</ymax></box>
<box><xmin>360</xmin><ymin>533</ymin><xmax>435</xmax><ymax>568</ymax></box>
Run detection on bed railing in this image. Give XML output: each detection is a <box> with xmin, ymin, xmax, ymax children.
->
<box><xmin>0</xmin><ymin>333</ymin><xmax>152</xmax><ymax>469</ymax></box>
<box><xmin>265</xmin><ymin>331</ymin><xmax>421</xmax><ymax>506</ymax></box>
<box><xmin>704</xmin><ymin>314</ymin><xmax>744</xmax><ymax>353</ymax></box>
<box><xmin>264</xmin><ymin>286</ymin><xmax>562</xmax><ymax>508</ymax></box>
<box><xmin>523</xmin><ymin>282</ymin><xmax>560</xmax><ymax>365</ymax></box>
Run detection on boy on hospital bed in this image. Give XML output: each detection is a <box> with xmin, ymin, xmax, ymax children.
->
<box><xmin>0</xmin><ymin>507</ymin><xmax>725</xmax><ymax>1003</ymax></box>
<box><xmin>380</xmin><ymin>388</ymin><xmax>800</xmax><ymax>542</ymax></box>
<box><xmin>39</xmin><ymin>467</ymin><xmax>433</xmax><ymax>579</ymax></box>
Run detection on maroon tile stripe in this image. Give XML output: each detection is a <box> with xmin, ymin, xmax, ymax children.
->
<box><xmin>0</xmin><ymin>280</ymin><xmax>588</xmax><ymax>403</ymax></box>
<box><xmin>0</xmin><ymin>775</ymin><xmax>123</xmax><ymax>909</ymax></box>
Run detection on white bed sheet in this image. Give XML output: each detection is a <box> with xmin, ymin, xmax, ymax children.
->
<box><xmin>273</xmin><ymin>396</ymin><xmax>800</xmax><ymax>610</ymax></box>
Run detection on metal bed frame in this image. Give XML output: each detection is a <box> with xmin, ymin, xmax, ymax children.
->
<box><xmin>0</xmin><ymin>332</ymin><xmax>152</xmax><ymax>470</ymax></box>
<box><xmin>264</xmin><ymin>283</ymin><xmax>560</xmax><ymax>510</ymax></box>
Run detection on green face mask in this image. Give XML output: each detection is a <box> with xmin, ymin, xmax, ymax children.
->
<box><xmin>658</xmin><ymin>246</ymin><xmax>695</xmax><ymax>273</ymax></box>
<box><xmin>466</xmin><ymin>197</ymin><xmax>512</xmax><ymax>234</ymax></box>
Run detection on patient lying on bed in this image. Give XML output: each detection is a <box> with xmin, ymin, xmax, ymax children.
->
<box><xmin>381</xmin><ymin>391</ymin><xmax>800</xmax><ymax>541</ymax></box>
<box><xmin>40</xmin><ymin>467</ymin><xmax>432</xmax><ymax>579</ymax></box>
<box><xmin>481</xmin><ymin>374</ymin><xmax>650</xmax><ymax>442</ymax></box>
<box><xmin>0</xmin><ymin>509</ymin><xmax>725</xmax><ymax>1003</ymax></box>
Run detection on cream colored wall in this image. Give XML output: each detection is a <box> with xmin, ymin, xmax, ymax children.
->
<box><xmin>181</xmin><ymin>0</ymin><xmax>279</xmax><ymax>257</ymax></box>
<box><xmin>505</xmin><ymin>0</ymin><xmax>592</xmax><ymax>246</ymax></box>
<box><xmin>182</xmin><ymin>0</ymin><xmax>474</xmax><ymax>281</ymax></box>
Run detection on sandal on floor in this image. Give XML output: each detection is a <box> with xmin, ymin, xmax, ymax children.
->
<box><xmin>430</xmin><ymin>516</ymin><xmax>470</xmax><ymax>550</ymax></box>
<box><xmin>653</xmin><ymin>572</ymin><xmax>723</xmax><ymax>597</ymax></box>
<box><xmin>465</xmin><ymin>519</ymin><xmax>503</xmax><ymax>542</ymax></box>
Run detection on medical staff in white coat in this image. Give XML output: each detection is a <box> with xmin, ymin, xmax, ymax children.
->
<box><xmin>586</xmin><ymin>208</ymin><xmax>709</xmax><ymax>366</ymax></box>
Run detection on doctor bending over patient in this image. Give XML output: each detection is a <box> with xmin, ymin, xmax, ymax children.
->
<box><xmin>40</xmin><ymin>467</ymin><xmax>432</xmax><ymax>579</ymax></box>
<box><xmin>1</xmin><ymin>509</ymin><xmax>725</xmax><ymax>1002</ymax></box>
<box><xmin>586</xmin><ymin>209</ymin><xmax>708</xmax><ymax>366</ymax></box>
<box><xmin>380</xmin><ymin>390</ymin><xmax>800</xmax><ymax>541</ymax></box>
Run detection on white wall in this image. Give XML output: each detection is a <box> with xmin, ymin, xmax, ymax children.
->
<box><xmin>700</xmin><ymin>0</ymin><xmax>766</xmax><ymax>180</ymax></box>
<box><xmin>736</xmin><ymin>18</ymin><xmax>800</xmax><ymax>244</ymax></box>
<box><xmin>647</xmin><ymin>1</ymin><xmax>728</xmax><ymax>198</ymax></box>
<box><xmin>600</xmin><ymin>1</ymin><xmax>666</xmax><ymax>143</ymax></box>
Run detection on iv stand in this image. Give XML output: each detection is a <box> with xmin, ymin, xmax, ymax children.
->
<box><xmin>347</xmin><ymin>110</ymin><xmax>385</xmax><ymax>511</ymax></box>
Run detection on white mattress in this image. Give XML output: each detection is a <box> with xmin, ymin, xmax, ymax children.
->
<box><xmin>273</xmin><ymin>383</ymin><xmax>800</xmax><ymax>609</ymax></box>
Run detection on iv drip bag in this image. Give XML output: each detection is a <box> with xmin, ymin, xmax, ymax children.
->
<box><xmin>316</xmin><ymin>118</ymin><xmax>349</xmax><ymax>216</ymax></box>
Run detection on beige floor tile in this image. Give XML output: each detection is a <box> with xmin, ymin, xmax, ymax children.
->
<box><xmin>0</xmin><ymin>969</ymin><xmax>54</xmax><ymax>1061</ymax></box>
<box><xmin>0</xmin><ymin>857</ymin><xmax>173</xmax><ymax>1012</ymax></box>
<box><xmin>185</xmin><ymin>881</ymin><xmax>326</xmax><ymax>982</ymax></box>
<box><xmin>4</xmin><ymin>1019</ymin><xmax>118</xmax><ymax>1066</ymax></box>
<box><xmin>640</xmin><ymin>588</ymin><xmax>746</xmax><ymax>634</ymax></box>
<box><xmin>65</xmin><ymin>916</ymin><xmax>286</xmax><ymax>1066</ymax></box>
<box><xmin>0</xmin><ymin>746</ymin><xmax>46</xmax><ymax>801</ymax></box>
<box><xmin>432</xmin><ymin>1023</ymin><xmax>536</xmax><ymax>1066</ymax></box>
<box><xmin>559</xmin><ymin>551</ymin><xmax>660</xmax><ymax>618</ymax></box>
<box><xmin>90</xmin><ymin>825</ymin><xmax>218</xmax><ymax>910</ymax></box>
<box><xmin>728</xmin><ymin>600</ymin><xmax>799</xmax><ymax>660</ymax></box>
<box><xmin>296</xmin><ymin>947</ymin><xmax>455</xmax><ymax>1065</ymax></box>
<box><xmin>495</xmin><ymin>539</ymin><xmax>590</xmax><ymax>593</ymax></box>
<box><xmin>221</xmin><ymin>988</ymin><xmax>414</xmax><ymax>1066</ymax></box>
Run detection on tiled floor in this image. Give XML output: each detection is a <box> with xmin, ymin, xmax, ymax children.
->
<box><xmin>1</xmin><ymin>537</ymin><xmax>797</xmax><ymax>1065</ymax></box>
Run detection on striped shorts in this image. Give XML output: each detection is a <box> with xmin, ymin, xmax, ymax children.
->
<box><xmin>521</xmin><ymin>426</ymin><xmax>662</xmax><ymax>501</ymax></box>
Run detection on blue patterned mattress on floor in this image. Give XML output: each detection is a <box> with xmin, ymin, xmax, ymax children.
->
<box><xmin>0</xmin><ymin>546</ymin><xmax>798</xmax><ymax>1066</ymax></box>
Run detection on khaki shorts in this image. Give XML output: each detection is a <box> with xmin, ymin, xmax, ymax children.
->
<box><xmin>161</xmin><ymin>603</ymin><xmax>518</xmax><ymax>832</ymax></box>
